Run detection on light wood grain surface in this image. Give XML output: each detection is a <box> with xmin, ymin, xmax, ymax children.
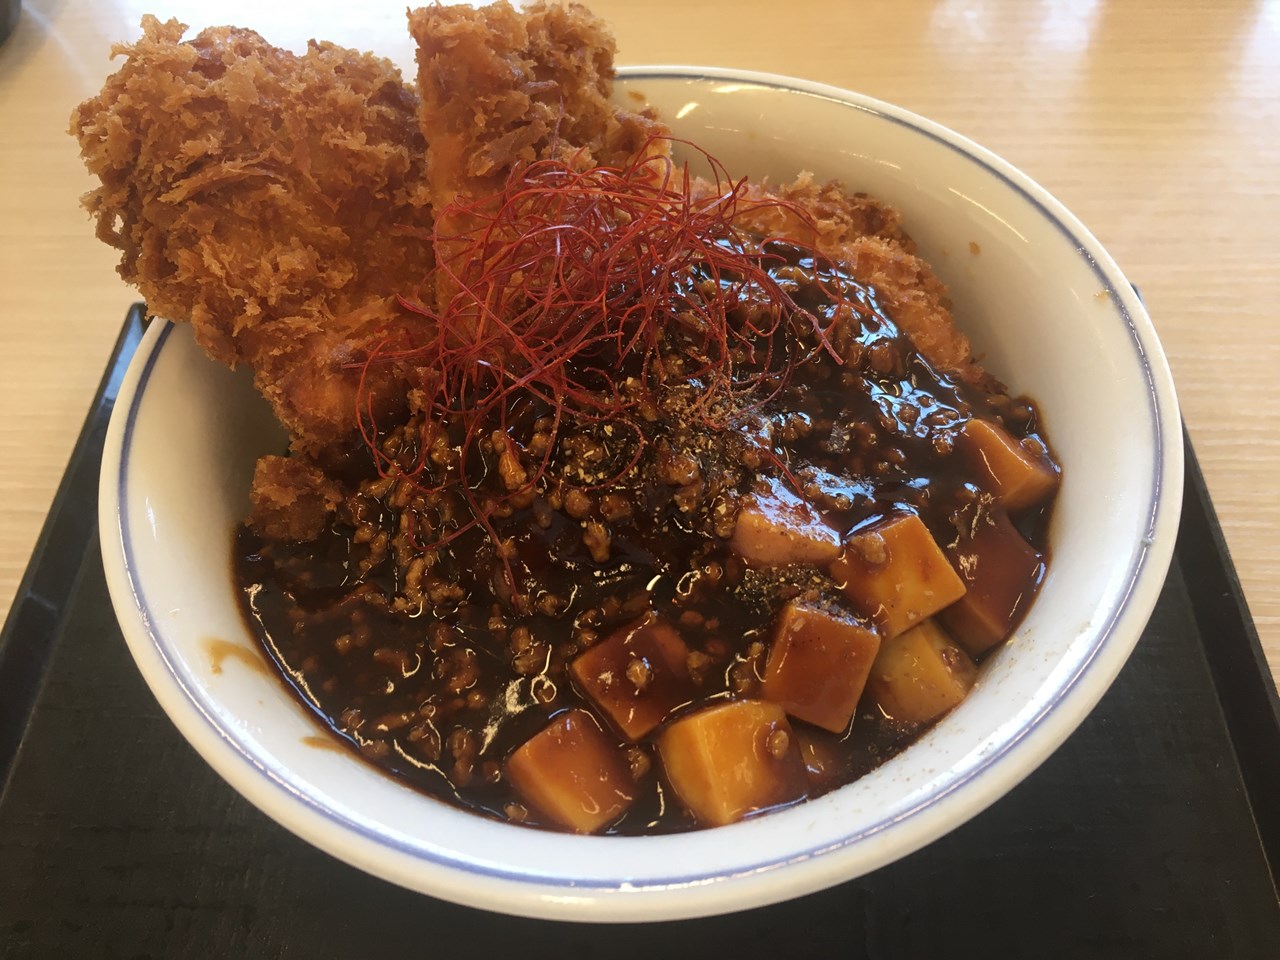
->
<box><xmin>2</xmin><ymin>0</ymin><xmax>1277</xmax><ymax>685</ymax></box>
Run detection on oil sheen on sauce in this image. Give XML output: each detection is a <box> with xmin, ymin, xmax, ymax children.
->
<box><xmin>234</xmin><ymin>242</ymin><xmax>1055</xmax><ymax>834</ymax></box>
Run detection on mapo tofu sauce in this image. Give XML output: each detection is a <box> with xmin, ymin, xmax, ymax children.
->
<box><xmin>235</xmin><ymin>240</ymin><xmax>1059</xmax><ymax>835</ymax></box>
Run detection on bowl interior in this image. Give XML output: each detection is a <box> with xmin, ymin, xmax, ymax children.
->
<box><xmin>101</xmin><ymin>70</ymin><xmax>1181</xmax><ymax>922</ymax></box>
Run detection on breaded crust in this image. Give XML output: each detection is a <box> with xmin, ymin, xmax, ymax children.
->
<box><xmin>71</xmin><ymin>16</ymin><xmax>434</xmax><ymax>452</ymax></box>
<box><xmin>408</xmin><ymin>2</ymin><xmax>668</xmax><ymax>308</ymax></box>
<box><xmin>409</xmin><ymin>1</ymin><xmax>665</xmax><ymax>205</ymax></box>
<box><xmin>74</xmin><ymin>7</ymin><xmax>987</xmax><ymax>541</ymax></box>
<box><xmin>248</xmin><ymin>454</ymin><xmax>345</xmax><ymax>542</ymax></box>
<box><xmin>697</xmin><ymin>172</ymin><xmax>985</xmax><ymax>386</ymax></box>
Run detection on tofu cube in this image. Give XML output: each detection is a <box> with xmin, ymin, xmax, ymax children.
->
<box><xmin>957</xmin><ymin>418</ymin><xmax>1058</xmax><ymax>513</ymax></box>
<box><xmin>830</xmin><ymin>513</ymin><xmax>966</xmax><ymax>639</ymax></box>
<box><xmin>940</xmin><ymin>506</ymin><xmax>1045</xmax><ymax>655</ymax></box>
<box><xmin>570</xmin><ymin>616</ymin><xmax>696</xmax><ymax>740</ymax></box>
<box><xmin>868</xmin><ymin>619</ymin><xmax>977</xmax><ymax>725</ymax></box>
<box><xmin>658</xmin><ymin>700</ymin><xmax>808</xmax><ymax>826</ymax></box>
<box><xmin>505</xmin><ymin>709</ymin><xmax>635</xmax><ymax>834</ymax></box>
<box><xmin>731</xmin><ymin>478</ymin><xmax>841</xmax><ymax>568</ymax></box>
<box><xmin>761</xmin><ymin>599</ymin><xmax>881</xmax><ymax>733</ymax></box>
<box><xmin>794</xmin><ymin>726</ymin><xmax>843</xmax><ymax>789</ymax></box>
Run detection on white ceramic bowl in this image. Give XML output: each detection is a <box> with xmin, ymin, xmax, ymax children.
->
<box><xmin>99</xmin><ymin>69</ymin><xmax>1182</xmax><ymax>922</ymax></box>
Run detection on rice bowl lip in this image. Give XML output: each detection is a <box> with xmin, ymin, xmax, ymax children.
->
<box><xmin>99</xmin><ymin>67</ymin><xmax>1183</xmax><ymax>923</ymax></box>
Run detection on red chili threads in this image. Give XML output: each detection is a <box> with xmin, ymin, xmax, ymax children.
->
<box><xmin>356</xmin><ymin>137</ymin><xmax>852</xmax><ymax>588</ymax></box>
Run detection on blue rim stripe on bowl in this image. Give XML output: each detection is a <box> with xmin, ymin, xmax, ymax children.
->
<box><xmin>115</xmin><ymin>71</ymin><xmax>1169</xmax><ymax>893</ymax></box>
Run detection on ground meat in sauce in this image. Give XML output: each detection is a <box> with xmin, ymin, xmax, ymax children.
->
<box><xmin>235</xmin><ymin>240</ymin><xmax>1058</xmax><ymax>835</ymax></box>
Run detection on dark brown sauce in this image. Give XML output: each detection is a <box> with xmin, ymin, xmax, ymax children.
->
<box><xmin>234</xmin><ymin>241</ymin><xmax>1057</xmax><ymax>834</ymax></box>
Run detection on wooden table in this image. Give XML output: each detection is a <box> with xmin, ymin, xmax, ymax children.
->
<box><xmin>2</xmin><ymin>0</ymin><xmax>1277</xmax><ymax>685</ymax></box>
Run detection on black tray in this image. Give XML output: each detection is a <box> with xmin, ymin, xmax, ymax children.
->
<box><xmin>2</xmin><ymin>306</ymin><xmax>1278</xmax><ymax>958</ymax></box>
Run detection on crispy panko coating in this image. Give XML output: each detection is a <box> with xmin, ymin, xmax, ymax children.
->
<box><xmin>71</xmin><ymin>15</ymin><xmax>433</xmax><ymax>457</ymax></box>
<box><xmin>694</xmin><ymin>172</ymin><xmax>986</xmax><ymax>386</ymax></box>
<box><xmin>74</xmin><ymin>5</ymin><xmax>984</xmax><ymax>542</ymax></box>
<box><xmin>248</xmin><ymin>454</ymin><xmax>344</xmax><ymax>542</ymax></box>
<box><xmin>713</xmin><ymin>172</ymin><xmax>911</xmax><ymax>250</ymax></box>
<box><xmin>409</xmin><ymin>0</ymin><xmax>665</xmax><ymax>203</ymax></box>
<box><xmin>408</xmin><ymin>1</ymin><xmax>667</xmax><ymax>307</ymax></box>
<box><xmin>825</xmin><ymin>233</ymin><xmax>981</xmax><ymax>383</ymax></box>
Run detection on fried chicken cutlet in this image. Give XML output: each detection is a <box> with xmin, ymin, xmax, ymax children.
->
<box><xmin>408</xmin><ymin>1</ymin><xmax>980</xmax><ymax>387</ymax></box>
<box><xmin>72</xmin><ymin>16</ymin><xmax>433</xmax><ymax>456</ymax></box>
<box><xmin>689</xmin><ymin>173</ymin><xmax>987</xmax><ymax>387</ymax></box>
<box><xmin>74</xmin><ymin>5</ymin><xmax>985</xmax><ymax>543</ymax></box>
<box><xmin>408</xmin><ymin>1</ymin><xmax>668</xmax><ymax>310</ymax></box>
